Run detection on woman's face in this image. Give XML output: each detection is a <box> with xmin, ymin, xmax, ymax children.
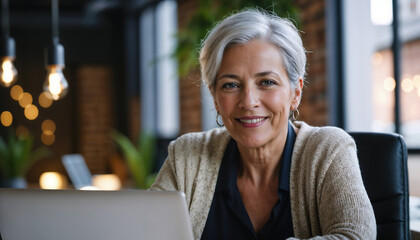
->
<box><xmin>212</xmin><ymin>40</ymin><xmax>302</xmax><ymax>149</ymax></box>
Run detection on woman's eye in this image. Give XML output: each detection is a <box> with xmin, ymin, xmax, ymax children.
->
<box><xmin>222</xmin><ymin>82</ymin><xmax>239</xmax><ymax>89</ymax></box>
<box><xmin>260</xmin><ymin>79</ymin><xmax>277</xmax><ymax>87</ymax></box>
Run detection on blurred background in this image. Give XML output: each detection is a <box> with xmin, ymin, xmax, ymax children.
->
<box><xmin>0</xmin><ymin>0</ymin><xmax>419</xmax><ymax>196</ymax></box>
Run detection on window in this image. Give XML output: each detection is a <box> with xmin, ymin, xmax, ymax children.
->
<box><xmin>341</xmin><ymin>0</ymin><xmax>420</xmax><ymax>149</ymax></box>
<box><xmin>139</xmin><ymin>0</ymin><xmax>179</xmax><ymax>138</ymax></box>
<box><xmin>337</xmin><ymin>0</ymin><xmax>420</xmax><ymax>231</ymax></box>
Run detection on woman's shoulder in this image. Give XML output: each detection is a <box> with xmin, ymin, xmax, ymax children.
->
<box><xmin>170</xmin><ymin>127</ymin><xmax>231</xmax><ymax>156</ymax></box>
<box><xmin>172</xmin><ymin>127</ymin><xmax>230</xmax><ymax>145</ymax></box>
<box><xmin>293</xmin><ymin>121</ymin><xmax>354</xmax><ymax>146</ymax></box>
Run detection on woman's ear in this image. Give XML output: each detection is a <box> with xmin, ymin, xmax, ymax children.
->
<box><xmin>209</xmin><ymin>86</ymin><xmax>219</xmax><ymax>112</ymax></box>
<box><xmin>292</xmin><ymin>78</ymin><xmax>303</xmax><ymax>110</ymax></box>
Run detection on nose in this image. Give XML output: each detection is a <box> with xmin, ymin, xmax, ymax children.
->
<box><xmin>238</xmin><ymin>86</ymin><xmax>259</xmax><ymax>110</ymax></box>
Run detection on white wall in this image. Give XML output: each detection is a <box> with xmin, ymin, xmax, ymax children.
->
<box><xmin>156</xmin><ymin>1</ymin><xmax>179</xmax><ymax>137</ymax></box>
<box><xmin>140</xmin><ymin>1</ymin><xmax>179</xmax><ymax>138</ymax></box>
<box><xmin>343</xmin><ymin>0</ymin><xmax>375</xmax><ymax>131</ymax></box>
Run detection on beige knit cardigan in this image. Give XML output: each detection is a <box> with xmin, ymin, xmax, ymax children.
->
<box><xmin>150</xmin><ymin>121</ymin><xmax>376</xmax><ymax>239</ymax></box>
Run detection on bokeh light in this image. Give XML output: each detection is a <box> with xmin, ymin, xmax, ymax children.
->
<box><xmin>41</xmin><ymin>119</ymin><xmax>56</xmax><ymax>135</ymax></box>
<box><xmin>384</xmin><ymin>77</ymin><xmax>396</xmax><ymax>92</ymax></box>
<box><xmin>39</xmin><ymin>172</ymin><xmax>68</xmax><ymax>189</ymax></box>
<box><xmin>401</xmin><ymin>78</ymin><xmax>414</xmax><ymax>92</ymax></box>
<box><xmin>41</xmin><ymin>132</ymin><xmax>55</xmax><ymax>145</ymax></box>
<box><xmin>92</xmin><ymin>174</ymin><xmax>122</xmax><ymax>190</ymax></box>
<box><xmin>372</xmin><ymin>52</ymin><xmax>383</xmax><ymax>66</ymax></box>
<box><xmin>10</xmin><ymin>85</ymin><xmax>23</xmax><ymax>101</ymax></box>
<box><xmin>16</xmin><ymin>125</ymin><xmax>29</xmax><ymax>138</ymax></box>
<box><xmin>24</xmin><ymin>104</ymin><xmax>39</xmax><ymax>120</ymax></box>
<box><xmin>414</xmin><ymin>75</ymin><xmax>420</xmax><ymax>88</ymax></box>
<box><xmin>0</xmin><ymin>111</ymin><xmax>13</xmax><ymax>127</ymax></box>
<box><xmin>18</xmin><ymin>92</ymin><xmax>33</xmax><ymax>108</ymax></box>
<box><xmin>38</xmin><ymin>92</ymin><xmax>53</xmax><ymax>108</ymax></box>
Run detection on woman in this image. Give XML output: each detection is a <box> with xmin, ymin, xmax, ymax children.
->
<box><xmin>150</xmin><ymin>9</ymin><xmax>376</xmax><ymax>239</ymax></box>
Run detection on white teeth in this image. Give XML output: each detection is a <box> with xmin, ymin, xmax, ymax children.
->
<box><xmin>239</xmin><ymin>118</ymin><xmax>265</xmax><ymax>124</ymax></box>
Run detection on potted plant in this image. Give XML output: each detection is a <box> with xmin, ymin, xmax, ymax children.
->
<box><xmin>111</xmin><ymin>130</ymin><xmax>156</xmax><ymax>189</ymax></box>
<box><xmin>0</xmin><ymin>130</ymin><xmax>51</xmax><ymax>188</ymax></box>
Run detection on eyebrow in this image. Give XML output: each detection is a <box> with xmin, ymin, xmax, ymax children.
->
<box><xmin>217</xmin><ymin>71</ymin><xmax>280</xmax><ymax>81</ymax></box>
<box><xmin>255</xmin><ymin>71</ymin><xmax>281</xmax><ymax>78</ymax></box>
<box><xmin>217</xmin><ymin>74</ymin><xmax>240</xmax><ymax>81</ymax></box>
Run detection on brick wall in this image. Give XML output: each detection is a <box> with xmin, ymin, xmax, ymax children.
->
<box><xmin>179</xmin><ymin>71</ymin><xmax>202</xmax><ymax>134</ymax></box>
<box><xmin>178</xmin><ymin>0</ymin><xmax>202</xmax><ymax>134</ymax></box>
<box><xmin>295</xmin><ymin>0</ymin><xmax>328</xmax><ymax>126</ymax></box>
<box><xmin>76</xmin><ymin>66</ymin><xmax>114</xmax><ymax>174</ymax></box>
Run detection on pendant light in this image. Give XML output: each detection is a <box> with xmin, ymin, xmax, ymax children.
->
<box><xmin>0</xmin><ymin>0</ymin><xmax>17</xmax><ymax>88</ymax></box>
<box><xmin>44</xmin><ymin>0</ymin><xmax>68</xmax><ymax>100</ymax></box>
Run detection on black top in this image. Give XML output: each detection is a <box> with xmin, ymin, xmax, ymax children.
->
<box><xmin>201</xmin><ymin>123</ymin><xmax>296</xmax><ymax>240</ymax></box>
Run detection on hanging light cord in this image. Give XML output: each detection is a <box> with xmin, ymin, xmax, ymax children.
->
<box><xmin>1</xmin><ymin>0</ymin><xmax>10</xmax><ymax>37</ymax></box>
<box><xmin>51</xmin><ymin>0</ymin><xmax>59</xmax><ymax>44</ymax></box>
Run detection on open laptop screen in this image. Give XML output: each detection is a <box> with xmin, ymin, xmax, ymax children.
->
<box><xmin>0</xmin><ymin>189</ymin><xmax>193</xmax><ymax>240</ymax></box>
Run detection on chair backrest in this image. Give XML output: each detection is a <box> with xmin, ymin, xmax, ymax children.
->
<box><xmin>349</xmin><ymin>132</ymin><xmax>410</xmax><ymax>240</ymax></box>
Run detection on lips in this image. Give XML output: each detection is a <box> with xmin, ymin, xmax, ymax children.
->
<box><xmin>236</xmin><ymin>116</ymin><xmax>267</xmax><ymax>127</ymax></box>
<box><xmin>238</xmin><ymin>117</ymin><xmax>265</xmax><ymax>124</ymax></box>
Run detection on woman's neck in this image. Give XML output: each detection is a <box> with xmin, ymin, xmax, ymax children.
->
<box><xmin>236</xmin><ymin>136</ymin><xmax>286</xmax><ymax>187</ymax></box>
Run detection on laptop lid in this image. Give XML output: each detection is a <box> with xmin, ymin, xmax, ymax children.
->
<box><xmin>0</xmin><ymin>189</ymin><xmax>194</xmax><ymax>240</ymax></box>
<box><xmin>61</xmin><ymin>154</ymin><xmax>93</xmax><ymax>189</ymax></box>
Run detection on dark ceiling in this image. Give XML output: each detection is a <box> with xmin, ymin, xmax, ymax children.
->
<box><xmin>9</xmin><ymin>0</ymin><xmax>94</xmax><ymax>12</ymax></box>
<box><xmin>8</xmin><ymin>0</ymin><xmax>155</xmax><ymax>13</ymax></box>
<box><xmin>6</xmin><ymin>0</ymin><xmax>158</xmax><ymax>27</ymax></box>
<box><xmin>6</xmin><ymin>0</ymin><xmax>130</xmax><ymax>28</ymax></box>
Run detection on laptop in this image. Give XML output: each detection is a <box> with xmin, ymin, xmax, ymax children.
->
<box><xmin>0</xmin><ymin>188</ymin><xmax>194</xmax><ymax>240</ymax></box>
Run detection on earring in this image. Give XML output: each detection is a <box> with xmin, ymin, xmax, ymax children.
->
<box><xmin>216</xmin><ymin>112</ymin><xmax>224</xmax><ymax>127</ymax></box>
<box><xmin>291</xmin><ymin>109</ymin><xmax>300</xmax><ymax>122</ymax></box>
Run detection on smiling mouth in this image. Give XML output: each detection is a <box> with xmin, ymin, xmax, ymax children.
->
<box><xmin>237</xmin><ymin>117</ymin><xmax>266</xmax><ymax>124</ymax></box>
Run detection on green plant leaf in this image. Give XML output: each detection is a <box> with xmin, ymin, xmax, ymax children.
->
<box><xmin>16</xmin><ymin>135</ymin><xmax>34</xmax><ymax>177</ymax></box>
<box><xmin>145</xmin><ymin>173</ymin><xmax>158</xmax><ymax>189</ymax></box>
<box><xmin>111</xmin><ymin>130</ymin><xmax>144</xmax><ymax>188</ymax></box>
<box><xmin>21</xmin><ymin>147</ymin><xmax>51</xmax><ymax>177</ymax></box>
<box><xmin>111</xmin><ymin>130</ymin><xmax>156</xmax><ymax>189</ymax></box>
<box><xmin>138</xmin><ymin>132</ymin><xmax>155</xmax><ymax>175</ymax></box>
<box><xmin>0</xmin><ymin>131</ymin><xmax>51</xmax><ymax>179</ymax></box>
<box><xmin>0</xmin><ymin>134</ymin><xmax>11</xmax><ymax>178</ymax></box>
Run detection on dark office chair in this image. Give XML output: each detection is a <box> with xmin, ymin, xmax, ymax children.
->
<box><xmin>349</xmin><ymin>132</ymin><xmax>410</xmax><ymax>240</ymax></box>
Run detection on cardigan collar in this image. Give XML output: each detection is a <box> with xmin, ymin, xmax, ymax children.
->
<box><xmin>215</xmin><ymin>122</ymin><xmax>296</xmax><ymax>193</ymax></box>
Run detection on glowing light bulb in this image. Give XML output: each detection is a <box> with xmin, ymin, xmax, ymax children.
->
<box><xmin>0</xmin><ymin>57</ymin><xmax>17</xmax><ymax>87</ymax></box>
<box><xmin>43</xmin><ymin>65</ymin><xmax>68</xmax><ymax>100</ymax></box>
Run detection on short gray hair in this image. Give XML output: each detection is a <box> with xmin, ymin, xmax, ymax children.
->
<box><xmin>199</xmin><ymin>9</ymin><xmax>306</xmax><ymax>90</ymax></box>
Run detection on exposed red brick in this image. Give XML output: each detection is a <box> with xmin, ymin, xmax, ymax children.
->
<box><xmin>296</xmin><ymin>0</ymin><xmax>328</xmax><ymax>126</ymax></box>
<box><xmin>76</xmin><ymin>66</ymin><xmax>114</xmax><ymax>174</ymax></box>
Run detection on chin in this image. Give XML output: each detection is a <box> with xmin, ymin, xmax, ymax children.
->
<box><xmin>235</xmin><ymin>136</ymin><xmax>268</xmax><ymax>149</ymax></box>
